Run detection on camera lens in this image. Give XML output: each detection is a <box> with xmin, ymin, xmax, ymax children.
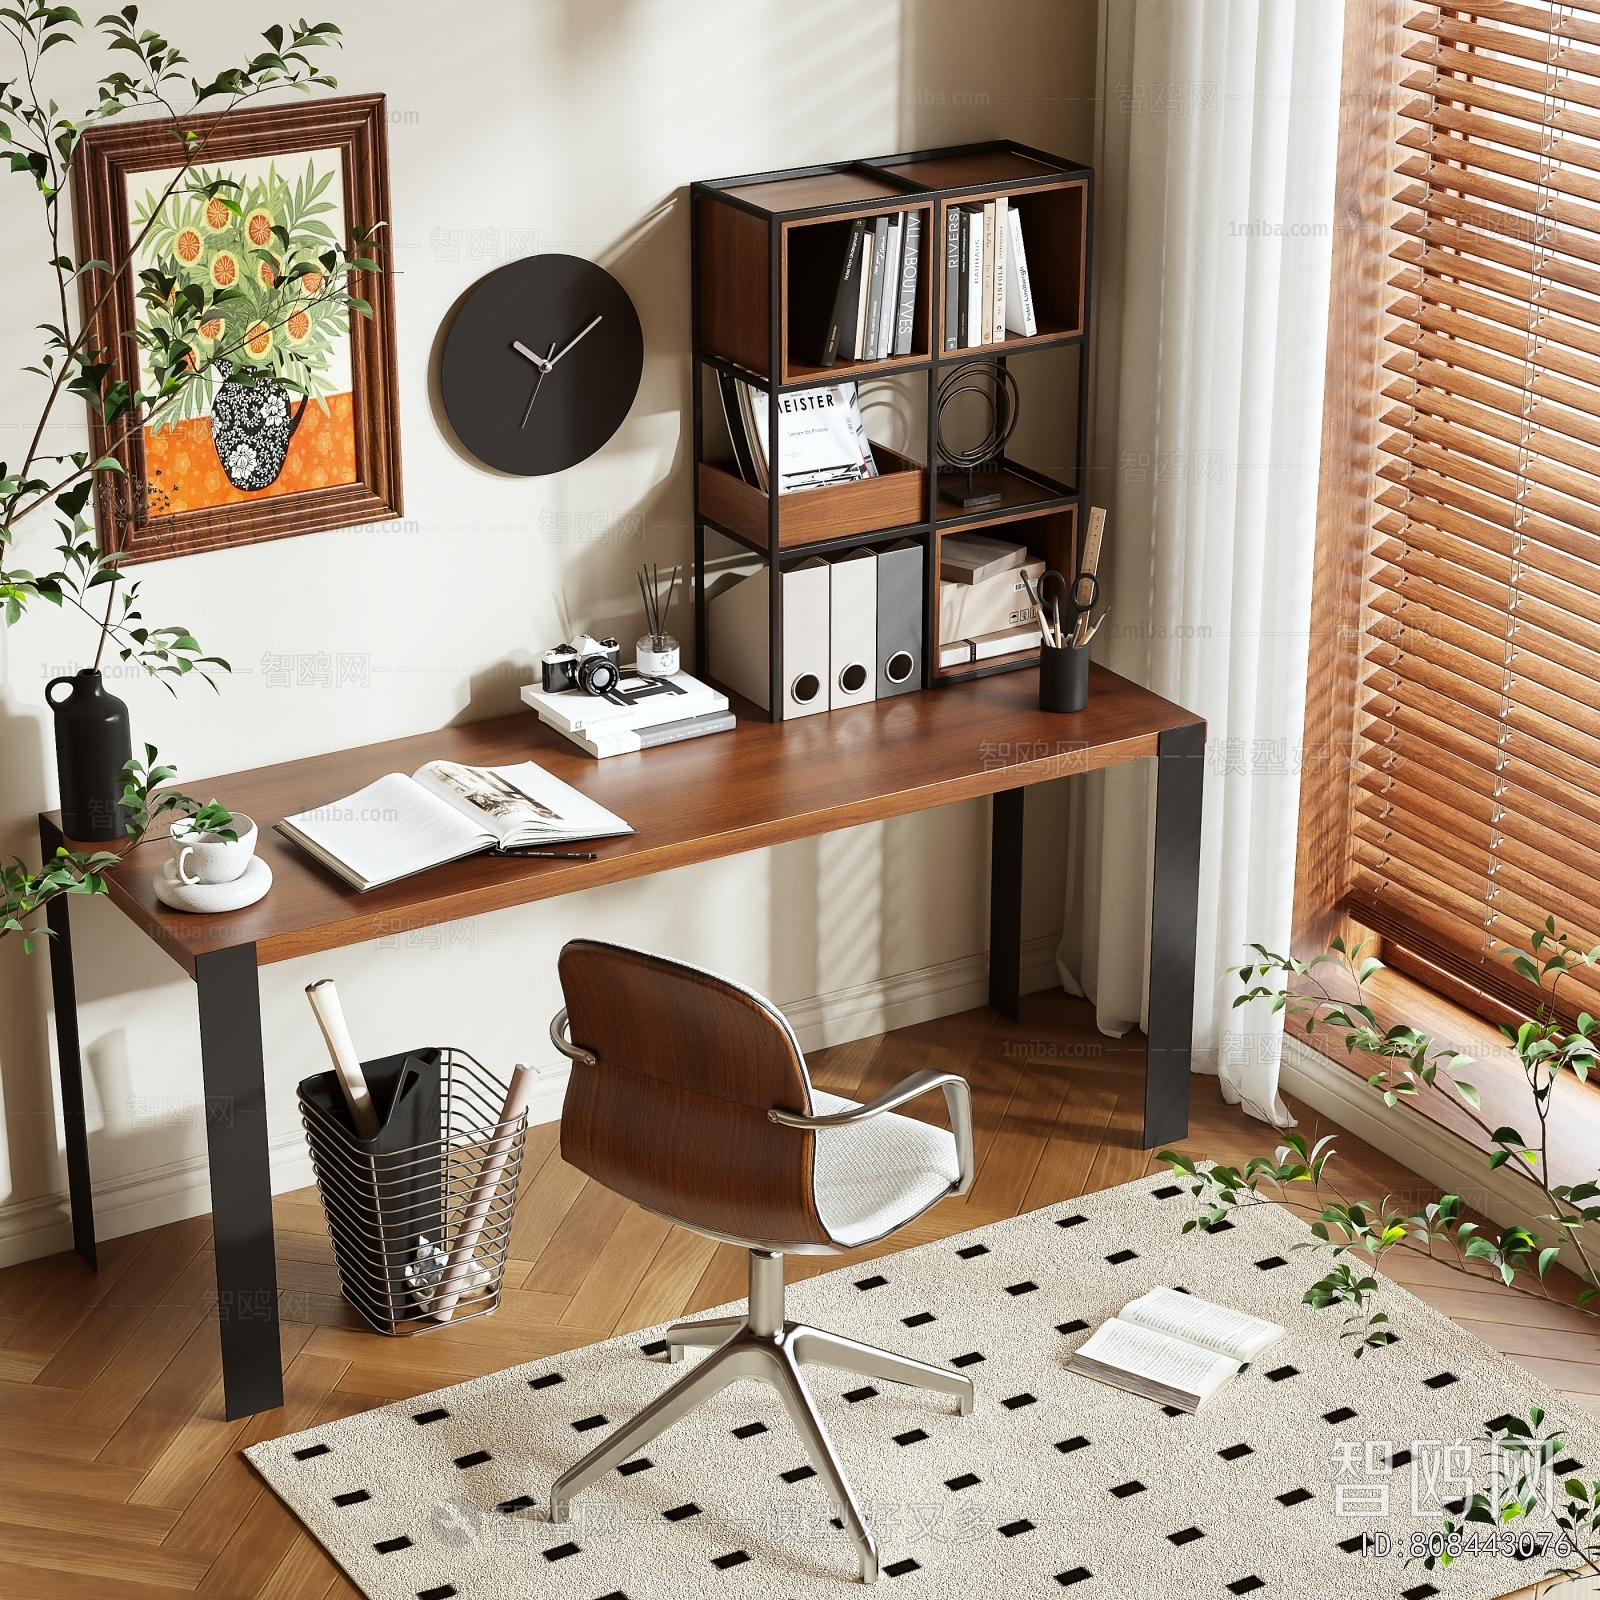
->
<box><xmin>578</xmin><ymin>654</ymin><xmax>620</xmax><ymax>696</ymax></box>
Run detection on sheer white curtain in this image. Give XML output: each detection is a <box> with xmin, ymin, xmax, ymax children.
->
<box><xmin>1055</xmin><ymin>0</ymin><xmax>1343</xmax><ymax>1125</ymax></box>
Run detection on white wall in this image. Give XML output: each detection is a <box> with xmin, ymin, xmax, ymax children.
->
<box><xmin>0</xmin><ymin>0</ymin><xmax>1097</xmax><ymax>1264</ymax></box>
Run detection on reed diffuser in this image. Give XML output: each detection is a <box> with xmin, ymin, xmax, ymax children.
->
<box><xmin>636</xmin><ymin>563</ymin><xmax>680</xmax><ymax>677</ymax></box>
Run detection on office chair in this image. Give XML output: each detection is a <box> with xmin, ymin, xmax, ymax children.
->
<box><xmin>546</xmin><ymin>939</ymin><xmax>976</xmax><ymax>1583</ymax></box>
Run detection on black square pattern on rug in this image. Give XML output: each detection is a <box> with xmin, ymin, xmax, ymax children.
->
<box><xmin>843</xmin><ymin>1385</ymin><xmax>879</xmax><ymax>1403</ymax></box>
<box><xmin>1105</xmin><ymin>1249</ymin><xmax>1139</xmax><ymax>1264</ymax></box>
<box><xmin>1391</xmin><ymin>1450</ymin><xmax>1413</xmax><ymax>1469</ymax></box>
<box><xmin>1276</xmin><ymin>1488</ymin><xmax>1314</xmax><ymax>1507</ymax></box>
<box><xmin>951</xmin><ymin>1351</ymin><xmax>985</xmax><ymax>1368</ymax></box>
<box><xmin>332</xmin><ymin>1489</ymin><xmax>370</xmax><ymax>1507</ymax></box>
<box><xmin>1151</xmin><ymin>1184</ymin><xmax>1183</xmax><ymax>1198</ymax></box>
<box><xmin>732</xmin><ymin>1422</ymin><xmax>768</xmax><ymax>1440</ymax></box>
<box><xmin>1056</xmin><ymin>1436</ymin><xmax>1090</xmax><ymax>1454</ymax></box>
<box><xmin>1205</xmin><ymin>1219</ymin><xmax>1235</xmax><ymax>1234</ymax></box>
<box><xmin>856</xmin><ymin>1274</ymin><xmax>888</xmax><ymax>1290</ymax></box>
<box><xmin>663</xmin><ymin>1503</ymin><xmax>701</xmax><ymax>1522</ymax></box>
<box><xmin>1338</xmin><ymin>1534</ymin><xmax>1365</xmax><ymax>1553</ymax></box>
<box><xmin>1265</xmin><ymin>1364</ymin><xmax>1299</xmax><ymax>1381</ymax></box>
<box><xmin>529</xmin><ymin>1372</ymin><xmax>564</xmax><ymax>1390</ymax></box>
<box><xmin>1005</xmin><ymin>1280</ymin><xmax>1039</xmax><ymax>1296</ymax></box>
<box><xmin>1402</xmin><ymin>1587</ymin><xmax>1440</xmax><ymax>1599</ymax></box>
<box><xmin>895</xmin><ymin>1429</ymin><xmax>928</xmax><ymax>1447</ymax></box>
<box><xmin>1486</xmin><ymin>1412</ymin><xmax>1520</xmax><ymax>1433</ymax></box>
<box><xmin>1226</xmin><ymin>1579</ymin><xmax>1265</xmax><ymax>1595</ymax></box>
<box><xmin>1002</xmin><ymin>1392</ymin><xmax>1036</xmax><ymax>1410</ymax></box>
<box><xmin>1169</xmin><ymin>1526</ymin><xmax>1204</xmax><ymax>1545</ymax></box>
<box><xmin>293</xmin><ymin>1443</ymin><xmax>330</xmax><ymax>1460</ymax></box>
<box><xmin>1555</xmin><ymin>1457</ymin><xmax>1585</xmax><ymax>1474</ymax></box>
<box><xmin>1056</xmin><ymin>1567</ymin><xmax>1092</xmax><ymax>1585</ymax></box>
<box><xmin>782</xmin><ymin>1463</ymin><xmax>818</xmax><ymax>1481</ymax></box>
<box><xmin>1254</xmin><ymin>1255</ymin><xmax>1288</xmax><ymax>1271</ymax></box>
<box><xmin>1000</xmin><ymin>1518</ymin><xmax>1035</xmax><ymax>1537</ymax></box>
<box><xmin>543</xmin><ymin>1541</ymin><xmax>581</xmax><ymax>1562</ymax></box>
<box><xmin>1161</xmin><ymin>1405</ymin><xmax>1185</xmax><ymax>1417</ymax></box>
<box><xmin>1056</xmin><ymin>1318</ymin><xmax>1089</xmax><ymax>1334</ymax></box>
<box><xmin>1218</xmin><ymin>1443</ymin><xmax>1253</xmax><ymax>1460</ymax></box>
<box><xmin>713</xmin><ymin>1550</ymin><xmax>750</xmax><ymax>1570</ymax></box>
<box><xmin>1322</xmin><ymin>1406</ymin><xmax>1357</xmax><ymax>1424</ymax></box>
<box><xmin>1423</xmin><ymin>1371</ymin><xmax>1458</xmax><ymax>1389</ymax></box>
<box><xmin>1110</xmin><ymin>1480</ymin><xmax>1145</xmax><ymax>1498</ymax></box>
<box><xmin>1056</xmin><ymin>1213</ymin><xmax>1088</xmax><ymax>1228</ymax></box>
<box><xmin>956</xmin><ymin>1243</ymin><xmax>989</xmax><ymax>1259</ymax></box>
<box><xmin>617</xmin><ymin>1457</ymin><xmax>653</xmax><ymax>1476</ymax></box>
<box><xmin>375</xmin><ymin>1535</ymin><xmax>413</xmax><ymax>1554</ymax></box>
<box><xmin>496</xmin><ymin>1494</ymin><xmax>536</xmax><ymax>1513</ymax></box>
<box><xmin>945</xmin><ymin>1473</ymin><xmax>981</xmax><ymax>1491</ymax></box>
<box><xmin>573</xmin><ymin>1414</ymin><xmax>608</xmax><ymax>1432</ymax></box>
<box><xmin>412</xmin><ymin>1407</ymin><xmax>449</xmax><ymax>1425</ymax></box>
<box><xmin>417</xmin><ymin>1587</ymin><xmax>456</xmax><ymax>1600</ymax></box>
<box><xmin>453</xmin><ymin>1450</ymin><xmax>491</xmax><ymax>1469</ymax></box>
<box><xmin>885</xmin><ymin>1558</ymin><xmax>921</xmax><ymax>1577</ymax></box>
<box><xmin>903</xmin><ymin>1311</ymin><xmax>936</xmax><ymax>1327</ymax></box>
<box><xmin>639</xmin><ymin>1340</ymin><xmax>669</xmax><ymax>1357</ymax></box>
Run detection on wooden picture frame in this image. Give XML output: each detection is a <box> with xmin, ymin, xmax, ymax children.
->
<box><xmin>71</xmin><ymin>93</ymin><xmax>401</xmax><ymax>563</ymax></box>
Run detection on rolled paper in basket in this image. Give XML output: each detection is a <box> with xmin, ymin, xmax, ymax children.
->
<box><xmin>430</xmin><ymin>1063</ymin><xmax>535</xmax><ymax>1323</ymax></box>
<box><xmin>305</xmin><ymin>979</ymin><xmax>380</xmax><ymax>1140</ymax></box>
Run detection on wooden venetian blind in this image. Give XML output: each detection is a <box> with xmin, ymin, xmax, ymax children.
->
<box><xmin>1352</xmin><ymin>1</ymin><xmax>1600</xmax><ymax>1016</ymax></box>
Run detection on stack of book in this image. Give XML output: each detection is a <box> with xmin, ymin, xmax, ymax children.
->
<box><xmin>943</xmin><ymin>196</ymin><xmax>1037</xmax><ymax>349</ymax></box>
<box><xmin>717</xmin><ymin>375</ymin><xmax>878</xmax><ymax>496</ymax></box>
<box><xmin>936</xmin><ymin>533</ymin><xmax>1044</xmax><ymax>666</ymax></box>
<box><xmin>813</xmin><ymin>210</ymin><xmax>924</xmax><ymax>367</ymax></box>
<box><xmin>521</xmin><ymin>669</ymin><xmax>734</xmax><ymax>758</ymax></box>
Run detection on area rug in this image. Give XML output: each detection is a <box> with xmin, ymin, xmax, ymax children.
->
<box><xmin>247</xmin><ymin>1174</ymin><xmax>1600</xmax><ymax>1599</ymax></box>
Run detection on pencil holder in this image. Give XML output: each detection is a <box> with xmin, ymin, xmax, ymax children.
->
<box><xmin>298</xmin><ymin>1047</ymin><xmax>526</xmax><ymax>1335</ymax></box>
<box><xmin>1040</xmin><ymin>641</ymin><xmax>1090</xmax><ymax>713</ymax></box>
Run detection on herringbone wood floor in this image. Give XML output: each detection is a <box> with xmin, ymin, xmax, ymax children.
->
<box><xmin>1</xmin><ymin>990</ymin><xmax>1595</xmax><ymax>1598</ymax></box>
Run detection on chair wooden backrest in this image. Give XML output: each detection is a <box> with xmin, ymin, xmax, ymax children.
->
<box><xmin>557</xmin><ymin>940</ymin><xmax>833</xmax><ymax>1248</ymax></box>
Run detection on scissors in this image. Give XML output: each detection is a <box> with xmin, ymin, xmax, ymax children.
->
<box><xmin>1027</xmin><ymin>569</ymin><xmax>1100</xmax><ymax>648</ymax></box>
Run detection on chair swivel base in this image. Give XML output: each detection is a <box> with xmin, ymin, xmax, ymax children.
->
<box><xmin>548</xmin><ymin>1249</ymin><xmax>975</xmax><ymax>1583</ymax></box>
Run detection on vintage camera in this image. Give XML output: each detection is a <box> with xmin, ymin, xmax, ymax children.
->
<box><xmin>542</xmin><ymin>634</ymin><xmax>621</xmax><ymax>696</ymax></box>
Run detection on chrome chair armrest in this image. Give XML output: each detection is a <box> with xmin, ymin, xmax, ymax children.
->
<box><xmin>549</xmin><ymin>1007</ymin><xmax>596</xmax><ymax>1066</ymax></box>
<box><xmin>767</xmin><ymin>1069</ymin><xmax>974</xmax><ymax>1195</ymax></box>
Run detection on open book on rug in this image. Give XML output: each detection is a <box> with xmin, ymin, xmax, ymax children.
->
<box><xmin>277</xmin><ymin>760</ymin><xmax>632</xmax><ymax>891</ymax></box>
<box><xmin>1066</xmin><ymin>1286</ymin><xmax>1285</xmax><ymax>1413</ymax></box>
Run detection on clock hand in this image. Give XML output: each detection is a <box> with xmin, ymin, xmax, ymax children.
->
<box><xmin>512</xmin><ymin>339</ymin><xmax>551</xmax><ymax>373</ymax></box>
<box><xmin>520</xmin><ymin>340</ymin><xmax>557</xmax><ymax>429</ymax></box>
<box><xmin>546</xmin><ymin>314</ymin><xmax>603</xmax><ymax>368</ymax></box>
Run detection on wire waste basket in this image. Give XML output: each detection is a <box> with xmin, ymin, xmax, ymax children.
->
<box><xmin>298</xmin><ymin>1047</ymin><xmax>527</xmax><ymax>1335</ymax></box>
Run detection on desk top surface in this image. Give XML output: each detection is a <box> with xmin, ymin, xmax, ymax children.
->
<box><xmin>48</xmin><ymin>663</ymin><xmax>1202</xmax><ymax>975</ymax></box>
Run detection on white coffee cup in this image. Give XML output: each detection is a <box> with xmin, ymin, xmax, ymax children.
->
<box><xmin>170</xmin><ymin>814</ymin><xmax>257</xmax><ymax>886</ymax></box>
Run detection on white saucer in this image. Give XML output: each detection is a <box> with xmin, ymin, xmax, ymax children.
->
<box><xmin>153</xmin><ymin>854</ymin><xmax>273</xmax><ymax>913</ymax></box>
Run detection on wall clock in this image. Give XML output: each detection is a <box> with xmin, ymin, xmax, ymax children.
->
<box><xmin>441</xmin><ymin>254</ymin><xmax>643</xmax><ymax>475</ymax></box>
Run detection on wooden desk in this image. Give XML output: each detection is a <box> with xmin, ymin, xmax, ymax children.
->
<box><xmin>40</xmin><ymin>663</ymin><xmax>1204</xmax><ymax>1418</ymax></box>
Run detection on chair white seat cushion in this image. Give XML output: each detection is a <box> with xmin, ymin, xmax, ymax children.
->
<box><xmin>809</xmin><ymin>1091</ymin><xmax>961</xmax><ymax>1248</ymax></box>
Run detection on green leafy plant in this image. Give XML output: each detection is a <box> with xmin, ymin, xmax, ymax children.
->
<box><xmin>3</xmin><ymin>742</ymin><xmax>229</xmax><ymax>949</ymax></box>
<box><xmin>0</xmin><ymin>5</ymin><xmax>369</xmax><ymax>684</ymax></box>
<box><xmin>1159</xmin><ymin>919</ymin><xmax>1600</xmax><ymax>1342</ymax></box>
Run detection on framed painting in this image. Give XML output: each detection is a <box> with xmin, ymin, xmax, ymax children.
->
<box><xmin>72</xmin><ymin>94</ymin><xmax>401</xmax><ymax>562</ymax></box>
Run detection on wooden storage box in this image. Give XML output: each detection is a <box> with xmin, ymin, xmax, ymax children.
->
<box><xmin>698</xmin><ymin>444</ymin><xmax>926</xmax><ymax>551</ymax></box>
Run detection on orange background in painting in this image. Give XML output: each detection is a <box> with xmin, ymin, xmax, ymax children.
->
<box><xmin>141</xmin><ymin>391</ymin><xmax>357</xmax><ymax>515</ymax></box>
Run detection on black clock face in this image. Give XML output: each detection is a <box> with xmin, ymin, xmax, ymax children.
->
<box><xmin>440</xmin><ymin>254</ymin><xmax>643</xmax><ymax>475</ymax></box>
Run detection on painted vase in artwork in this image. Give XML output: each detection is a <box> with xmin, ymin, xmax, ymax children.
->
<box><xmin>209</xmin><ymin>359</ymin><xmax>309</xmax><ymax>491</ymax></box>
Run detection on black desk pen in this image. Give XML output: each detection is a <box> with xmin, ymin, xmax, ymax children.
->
<box><xmin>496</xmin><ymin>848</ymin><xmax>600</xmax><ymax>861</ymax></box>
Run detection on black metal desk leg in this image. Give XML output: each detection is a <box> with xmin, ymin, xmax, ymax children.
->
<box><xmin>38</xmin><ymin>816</ymin><xmax>97</xmax><ymax>1270</ymax></box>
<box><xmin>989</xmin><ymin>787</ymin><xmax>1025</xmax><ymax>1021</ymax></box>
<box><xmin>1145</xmin><ymin>723</ymin><xmax>1205</xmax><ymax>1148</ymax></box>
<box><xmin>196</xmin><ymin>942</ymin><xmax>283</xmax><ymax>1419</ymax></box>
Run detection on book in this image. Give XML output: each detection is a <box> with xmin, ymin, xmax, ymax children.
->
<box><xmin>956</xmin><ymin>208</ymin><xmax>971</xmax><ymax>348</ymax></box>
<box><xmin>893</xmin><ymin>210</ymin><xmax>921</xmax><ymax>357</ymax></box>
<box><xmin>939</xmin><ymin>532</ymin><xmax>1030</xmax><ymax>585</ymax></box>
<box><xmin>980</xmin><ymin>200</ymin><xmax>996</xmax><ymax>344</ymax></box>
<box><xmin>863</xmin><ymin>215</ymin><xmax>890</xmax><ymax>364</ymax></box>
<box><xmin>874</xmin><ymin>213</ymin><xmax>903</xmax><ymax>361</ymax></box>
<box><xmin>522</xmin><ymin>668</ymin><xmax>728</xmax><ymax>735</ymax></box>
<box><xmin>992</xmin><ymin>196</ymin><xmax>1008</xmax><ymax>345</ymax></box>
<box><xmin>717</xmin><ymin>371</ymin><xmax>759</xmax><ymax>486</ymax></box>
<box><xmin>1004</xmin><ymin>205</ymin><xmax>1038</xmax><ymax>336</ymax></box>
<box><xmin>965</xmin><ymin>206</ymin><xmax>984</xmax><ymax>348</ymax></box>
<box><xmin>970</xmin><ymin>621</ymin><xmax>1043</xmax><ymax>660</ymax></box>
<box><xmin>938</xmin><ymin>639</ymin><xmax>974</xmax><ymax>668</ymax></box>
<box><xmin>277</xmin><ymin>761</ymin><xmax>633</xmax><ymax>892</ymax></box>
<box><xmin>740</xmin><ymin>380</ymin><xmax>877</xmax><ymax>494</ymax></box>
<box><xmin>735</xmin><ymin>379</ymin><xmax>770</xmax><ymax>494</ymax></box>
<box><xmin>853</xmin><ymin>222</ymin><xmax>875</xmax><ymax>363</ymax></box>
<box><xmin>943</xmin><ymin>205</ymin><xmax>962</xmax><ymax>351</ymax></box>
<box><xmin>540</xmin><ymin>708</ymin><xmax>737</xmax><ymax>759</ymax></box>
<box><xmin>820</xmin><ymin>218</ymin><xmax>867</xmax><ymax>367</ymax></box>
<box><xmin>1066</xmin><ymin>1286</ymin><xmax>1286</xmax><ymax>1414</ymax></box>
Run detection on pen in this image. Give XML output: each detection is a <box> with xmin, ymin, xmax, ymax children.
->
<box><xmin>496</xmin><ymin>849</ymin><xmax>600</xmax><ymax>860</ymax></box>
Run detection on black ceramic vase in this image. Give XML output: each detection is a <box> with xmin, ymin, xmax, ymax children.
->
<box><xmin>45</xmin><ymin>668</ymin><xmax>132</xmax><ymax>841</ymax></box>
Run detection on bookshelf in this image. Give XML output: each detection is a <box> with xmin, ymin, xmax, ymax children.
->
<box><xmin>691</xmin><ymin>139</ymin><xmax>1093</xmax><ymax>718</ymax></box>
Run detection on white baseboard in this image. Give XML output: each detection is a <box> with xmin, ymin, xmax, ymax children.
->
<box><xmin>0</xmin><ymin>937</ymin><xmax>1061</xmax><ymax>1268</ymax></box>
<box><xmin>1280</xmin><ymin>1032</ymin><xmax>1599</xmax><ymax>1272</ymax></box>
